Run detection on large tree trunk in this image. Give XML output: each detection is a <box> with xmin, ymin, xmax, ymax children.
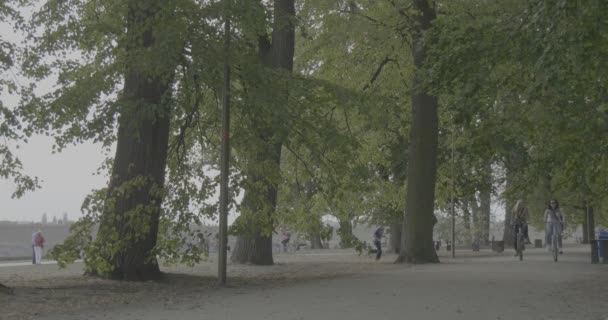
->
<box><xmin>582</xmin><ymin>207</ymin><xmax>588</xmax><ymax>244</ymax></box>
<box><xmin>93</xmin><ymin>0</ymin><xmax>177</xmax><ymax>281</ymax></box>
<box><xmin>583</xmin><ymin>204</ymin><xmax>595</xmax><ymax>244</ymax></box>
<box><xmin>588</xmin><ymin>206</ymin><xmax>595</xmax><ymax>240</ymax></box>
<box><xmin>302</xmin><ymin>181</ymin><xmax>324</xmax><ymax>250</ymax></box>
<box><xmin>397</xmin><ymin>0</ymin><xmax>439</xmax><ymax>264</ymax></box>
<box><xmin>309</xmin><ymin>232</ymin><xmax>323</xmax><ymax>249</ymax></box>
<box><xmin>338</xmin><ymin>218</ymin><xmax>354</xmax><ymax>248</ymax></box>
<box><xmin>471</xmin><ymin>196</ymin><xmax>482</xmax><ymax>245</ymax></box>
<box><xmin>231</xmin><ymin>0</ymin><xmax>295</xmax><ymax>265</ymax></box>
<box><xmin>480</xmin><ymin>162</ymin><xmax>492</xmax><ymax>246</ymax></box>
<box><xmin>231</xmin><ymin>229</ymin><xmax>274</xmax><ymax>265</ymax></box>
<box><xmin>502</xmin><ymin>150</ymin><xmax>523</xmax><ymax>248</ymax></box>
<box><xmin>389</xmin><ymin>218</ymin><xmax>402</xmax><ymax>254</ymax></box>
<box><xmin>462</xmin><ymin>200</ymin><xmax>472</xmax><ymax>246</ymax></box>
<box><xmin>230</xmin><ymin>170</ymin><xmax>278</xmax><ymax>265</ymax></box>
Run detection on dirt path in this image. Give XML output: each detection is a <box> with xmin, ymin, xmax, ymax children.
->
<box><xmin>2</xmin><ymin>245</ymin><xmax>607</xmax><ymax>320</ymax></box>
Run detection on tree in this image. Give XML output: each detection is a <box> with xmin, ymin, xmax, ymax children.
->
<box><xmin>22</xmin><ymin>0</ymin><xmax>188</xmax><ymax>280</ymax></box>
<box><xmin>397</xmin><ymin>0</ymin><xmax>440</xmax><ymax>264</ymax></box>
<box><xmin>230</xmin><ymin>0</ymin><xmax>296</xmax><ymax>265</ymax></box>
<box><xmin>90</xmin><ymin>0</ymin><xmax>183</xmax><ymax>280</ymax></box>
<box><xmin>293</xmin><ymin>0</ymin><xmax>413</xmax><ymax>255</ymax></box>
<box><xmin>479</xmin><ymin>162</ymin><xmax>492</xmax><ymax>245</ymax></box>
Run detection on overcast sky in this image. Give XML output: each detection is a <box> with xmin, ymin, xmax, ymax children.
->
<box><xmin>0</xmin><ymin>136</ymin><xmax>108</xmax><ymax>222</ymax></box>
<box><xmin>1</xmin><ymin>30</ymin><xmax>108</xmax><ymax>222</ymax></box>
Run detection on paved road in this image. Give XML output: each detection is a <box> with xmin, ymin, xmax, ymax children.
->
<box><xmin>39</xmin><ymin>246</ymin><xmax>608</xmax><ymax>320</ymax></box>
<box><xmin>0</xmin><ymin>259</ymin><xmax>82</xmax><ymax>268</ymax></box>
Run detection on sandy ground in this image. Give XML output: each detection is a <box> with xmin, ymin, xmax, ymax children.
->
<box><xmin>1</xmin><ymin>245</ymin><xmax>607</xmax><ymax>320</ymax></box>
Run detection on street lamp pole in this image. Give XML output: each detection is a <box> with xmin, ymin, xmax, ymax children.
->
<box><xmin>218</xmin><ymin>0</ymin><xmax>231</xmax><ymax>286</ymax></box>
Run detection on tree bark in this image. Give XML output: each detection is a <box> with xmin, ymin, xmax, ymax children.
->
<box><xmin>338</xmin><ymin>218</ymin><xmax>354</xmax><ymax>248</ymax></box>
<box><xmin>462</xmin><ymin>200</ymin><xmax>472</xmax><ymax>246</ymax></box>
<box><xmin>583</xmin><ymin>204</ymin><xmax>595</xmax><ymax>243</ymax></box>
<box><xmin>302</xmin><ymin>181</ymin><xmax>323</xmax><ymax>249</ymax></box>
<box><xmin>230</xmin><ymin>228</ymin><xmax>274</xmax><ymax>265</ymax></box>
<box><xmin>231</xmin><ymin>0</ymin><xmax>295</xmax><ymax>265</ymax></box>
<box><xmin>471</xmin><ymin>196</ymin><xmax>482</xmax><ymax>245</ymax></box>
<box><xmin>502</xmin><ymin>182</ymin><xmax>514</xmax><ymax>247</ymax></box>
<box><xmin>93</xmin><ymin>0</ymin><xmax>177</xmax><ymax>281</ymax></box>
<box><xmin>397</xmin><ymin>0</ymin><xmax>439</xmax><ymax>264</ymax></box>
<box><xmin>582</xmin><ymin>209</ymin><xmax>588</xmax><ymax>243</ymax></box>
<box><xmin>480</xmin><ymin>162</ymin><xmax>492</xmax><ymax>246</ymax></box>
<box><xmin>389</xmin><ymin>219</ymin><xmax>402</xmax><ymax>253</ymax></box>
<box><xmin>309</xmin><ymin>232</ymin><xmax>323</xmax><ymax>249</ymax></box>
<box><xmin>230</xmin><ymin>167</ymin><xmax>278</xmax><ymax>265</ymax></box>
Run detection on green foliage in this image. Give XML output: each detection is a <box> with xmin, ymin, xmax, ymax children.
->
<box><xmin>426</xmin><ymin>0</ymin><xmax>608</xmax><ymax>227</ymax></box>
<box><xmin>10</xmin><ymin>0</ymin><xmax>608</xmax><ymax>270</ymax></box>
<box><xmin>0</xmin><ymin>0</ymin><xmax>40</xmax><ymax>198</ymax></box>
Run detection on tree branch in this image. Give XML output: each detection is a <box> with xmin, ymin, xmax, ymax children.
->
<box><xmin>284</xmin><ymin>143</ymin><xmax>316</xmax><ymax>185</ymax></box>
<box><xmin>363</xmin><ymin>56</ymin><xmax>394</xmax><ymax>91</ymax></box>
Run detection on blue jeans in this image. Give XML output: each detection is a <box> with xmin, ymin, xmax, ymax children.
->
<box><xmin>373</xmin><ymin>240</ymin><xmax>382</xmax><ymax>260</ymax></box>
<box><xmin>545</xmin><ymin>222</ymin><xmax>562</xmax><ymax>249</ymax></box>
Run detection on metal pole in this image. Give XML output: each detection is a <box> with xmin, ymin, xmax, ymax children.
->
<box><xmin>218</xmin><ymin>0</ymin><xmax>231</xmax><ymax>286</ymax></box>
<box><xmin>451</xmin><ymin>116</ymin><xmax>456</xmax><ymax>259</ymax></box>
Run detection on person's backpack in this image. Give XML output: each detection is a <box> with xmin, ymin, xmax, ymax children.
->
<box><xmin>34</xmin><ymin>233</ymin><xmax>44</xmax><ymax>246</ymax></box>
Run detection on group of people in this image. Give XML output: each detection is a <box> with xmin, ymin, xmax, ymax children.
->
<box><xmin>511</xmin><ymin>198</ymin><xmax>565</xmax><ymax>255</ymax></box>
<box><xmin>370</xmin><ymin>198</ymin><xmax>566</xmax><ymax>261</ymax></box>
<box><xmin>27</xmin><ymin>199</ymin><xmax>564</xmax><ymax>265</ymax></box>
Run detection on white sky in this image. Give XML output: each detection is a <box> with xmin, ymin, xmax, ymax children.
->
<box><xmin>1</xmin><ymin>13</ymin><xmax>107</xmax><ymax>222</ymax></box>
<box><xmin>0</xmin><ymin>136</ymin><xmax>108</xmax><ymax>222</ymax></box>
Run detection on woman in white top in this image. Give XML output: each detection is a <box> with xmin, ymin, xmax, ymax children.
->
<box><xmin>544</xmin><ymin>199</ymin><xmax>565</xmax><ymax>254</ymax></box>
<box><xmin>33</xmin><ymin>230</ymin><xmax>45</xmax><ymax>264</ymax></box>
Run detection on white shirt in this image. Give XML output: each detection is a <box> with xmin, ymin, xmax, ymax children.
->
<box><xmin>544</xmin><ymin>209</ymin><xmax>564</xmax><ymax>224</ymax></box>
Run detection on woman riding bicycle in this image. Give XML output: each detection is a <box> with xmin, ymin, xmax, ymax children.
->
<box><xmin>544</xmin><ymin>199</ymin><xmax>564</xmax><ymax>254</ymax></box>
<box><xmin>512</xmin><ymin>199</ymin><xmax>530</xmax><ymax>256</ymax></box>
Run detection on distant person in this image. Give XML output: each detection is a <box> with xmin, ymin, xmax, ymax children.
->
<box><xmin>544</xmin><ymin>199</ymin><xmax>564</xmax><ymax>254</ymax></box>
<box><xmin>281</xmin><ymin>229</ymin><xmax>291</xmax><ymax>253</ymax></box>
<box><xmin>511</xmin><ymin>199</ymin><xmax>530</xmax><ymax>255</ymax></box>
<box><xmin>373</xmin><ymin>226</ymin><xmax>384</xmax><ymax>260</ymax></box>
<box><xmin>33</xmin><ymin>230</ymin><xmax>45</xmax><ymax>264</ymax></box>
<box><xmin>31</xmin><ymin>229</ymin><xmax>37</xmax><ymax>264</ymax></box>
